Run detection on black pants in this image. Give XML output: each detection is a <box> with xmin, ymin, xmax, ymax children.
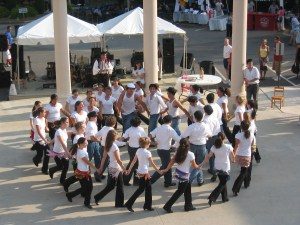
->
<box><xmin>151</xmin><ymin>150</ymin><xmax>172</xmax><ymax>185</ymax></box>
<box><xmin>48</xmin><ymin>122</ymin><xmax>58</xmax><ymax>140</ymax></box>
<box><xmin>33</xmin><ymin>141</ymin><xmax>49</xmax><ymax>173</ymax></box>
<box><xmin>246</xmin><ymin>84</ymin><xmax>259</xmax><ymax>109</ymax></box>
<box><xmin>232</xmin><ymin>166</ymin><xmax>249</xmax><ymax>194</ymax></box>
<box><xmin>226</xmin><ymin>23</ymin><xmax>232</xmax><ymax>38</ymax></box>
<box><xmin>164</xmin><ymin>181</ymin><xmax>193</xmax><ymax>210</ymax></box>
<box><xmin>98</xmin><ymin>73</ymin><xmax>110</xmax><ymax>87</ymax></box>
<box><xmin>244</xmin><ymin>154</ymin><xmax>253</xmax><ymax>188</ymax></box>
<box><xmin>208</xmin><ymin>173</ymin><xmax>229</xmax><ymax>202</ymax></box>
<box><xmin>253</xmin><ymin>147</ymin><xmax>261</xmax><ymax>162</ymax></box>
<box><xmin>49</xmin><ymin>156</ymin><xmax>69</xmax><ymax>184</ymax></box>
<box><xmin>94</xmin><ymin>173</ymin><xmax>124</xmax><ymax>207</ymax></box>
<box><xmin>231</xmin><ymin>125</ymin><xmax>241</xmax><ymax>147</ymax></box>
<box><xmin>125</xmin><ymin>177</ymin><xmax>152</xmax><ymax>209</ymax></box>
<box><xmin>123</xmin><ymin>146</ymin><xmax>139</xmax><ymax>185</ymax></box>
<box><xmin>64</xmin><ymin>175</ymin><xmax>78</xmax><ymax>190</ymax></box>
<box><xmin>100</xmin><ymin>145</ymin><xmax>109</xmax><ymax>172</ymax></box>
<box><xmin>67</xmin><ymin>176</ymin><xmax>93</xmax><ymax>206</ymax></box>
<box><xmin>222</xmin><ymin>116</ymin><xmax>232</xmax><ymax>143</ymax></box>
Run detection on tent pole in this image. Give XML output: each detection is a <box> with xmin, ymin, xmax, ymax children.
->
<box><xmin>183</xmin><ymin>35</ymin><xmax>186</xmax><ymax>74</ymax></box>
<box><xmin>17</xmin><ymin>44</ymin><xmax>20</xmax><ymax>90</ymax></box>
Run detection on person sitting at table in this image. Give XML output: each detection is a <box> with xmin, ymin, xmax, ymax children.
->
<box><xmin>268</xmin><ymin>1</ymin><xmax>279</xmax><ymax>14</ymax></box>
<box><xmin>92</xmin><ymin>52</ymin><xmax>113</xmax><ymax>88</ymax></box>
<box><xmin>132</xmin><ymin>62</ymin><xmax>145</xmax><ymax>88</ymax></box>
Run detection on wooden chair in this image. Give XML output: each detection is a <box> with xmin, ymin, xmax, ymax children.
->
<box><xmin>271</xmin><ymin>86</ymin><xmax>284</xmax><ymax>109</ymax></box>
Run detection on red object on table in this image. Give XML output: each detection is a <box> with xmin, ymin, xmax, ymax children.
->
<box><xmin>247</xmin><ymin>13</ymin><xmax>254</xmax><ymax>30</ymax></box>
<box><xmin>254</xmin><ymin>13</ymin><xmax>277</xmax><ymax>31</ymax></box>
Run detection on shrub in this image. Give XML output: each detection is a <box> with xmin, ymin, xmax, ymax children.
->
<box><xmin>0</xmin><ymin>6</ymin><xmax>10</xmax><ymax>18</ymax></box>
<box><xmin>10</xmin><ymin>6</ymin><xmax>38</xmax><ymax>19</ymax></box>
<box><xmin>4</xmin><ymin>0</ymin><xmax>17</xmax><ymax>10</ymax></box>
<box><xmin>34</xmin><ymin>0</ymin><xmax>45</xmax><ymax>14</ymax></box>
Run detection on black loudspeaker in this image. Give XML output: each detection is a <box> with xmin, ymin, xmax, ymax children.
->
<box><xmin>11</xmin><ymin>45</ymin><xmax>24</xmax><ymax>75</ymax></box>
<box><xmin>0</xmin><ymin>71</ymin><xmax>11</xmax><ymax>88</ymax></box>
<box><xmin>180</xmin><ymin>53</ymin><xmax>194</xmax><ymax>69</ymax></box>
<box><xmin>199</xmin><ymin>61</ymin><xmax>216</xmax><ymax>75</ymax></box>
<box><xmin>131</xmin><ymin>52</ymin><xmax>143</xmax><ymax>67</ymax></box>
<box><xmin>0</xmin><ymin>34</ymin><xmax>8</xmax><ymax>52</ymax></box>
<box><xmin>90</xmin><ymin>47</ymin><xmax>102</xmax><ymax>65</ymax></box>
<box><xmin>19</xmin><ymin>60</ymin><xmax>26</xmax><ymax>79</ymax></box>
<box><xmin>163</xmin><ymin>56</ymin><xmax>175</xmax><ymax>73</ymax></box>
<box><xmin>163</xmin><ymin>38</ymin><xmax>174</xmax><ymax>57</ymax></box>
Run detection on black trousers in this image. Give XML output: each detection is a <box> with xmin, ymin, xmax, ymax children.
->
<box><xmin>222</xmin><ymin>116</ymin><xmax>232</xmax><ymax>143</ymax></box>
<box><xmin>67</xmin><ymin>176</ymin><xmax>93</xmax><ymax>206</ymax></box>
<box><xmin>150</xmin><ymin>150</ymin><xmax>172</xmax><ymax>185</ymax></box>
<box><xmin>253</xmin><ymin>147</ymin><xmax>261</xmax><ymax>161</ymax></box>
<box><xmin>246</xmin><ymin>84</ymin><xmax>259</xmax><ymax>108</ymax></box>
<box><xmin>208</xmin><ymin>173</ymin><xmax>229</xmax><ymax>202</ymax></box>
<box><xmin>244</xmin><ymin>154</ymin><xmax>253</xmax><ymax>188</ymax></box>
<box><xmin>231</xmin><ymin>125</ymin><xmax>241</xmax><ymax>147</ymax></box>
<box><xmin>98</xmin><ymin>73</ymin><xmax>110</xmax><ymax>87</ymax></box>
<box><xmin>33</xmin><ymin>141</ymin><xmax>49</xmax><ymax>172</ymax></box>
<box><xmin>94</xmin><ymin>173</ymin><xmax>124</xmax><ymax>207</ymax></box>
<box><xmin>64</xmin><ymin>175</ymin><xmax>78</xmax><ymax>190</ymax></box>
<box><xmin>125</xmin><ymin>177</ymin><xmax>152</xmax><ymax>209</ymax></box>
<box><xmin>232</xmin><ymin>166</ymin><xmax>249</xmax><ymax>194</ymax></box>
<box><xmin>164</xmin><ymin>181</ymin><xmax>193</xmax><ymax>210</ymax></box>
<box><xmin>49</xmin><ymin>156</ymin><xmax>69</xmax><ymax>184</ymax></box>
<box><xmin>123</xmin><ymin>146</ymin><xmax>139</xmax><ymax>185</ymax></box>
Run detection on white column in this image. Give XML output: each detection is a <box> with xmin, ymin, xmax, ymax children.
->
<box><xmin>143</xmin><ymin>0</ymin><xmax>158</xmax><ymax>86</ymax></box>
<box><xmin>52</xmin><ymin>0</ymin><xmax>71</xmax><ymax>100</ymax></box>
<box><xmin>230</xmin><ymin>0</ymin><xmax>247</xmax><ymax>110</ymax></box>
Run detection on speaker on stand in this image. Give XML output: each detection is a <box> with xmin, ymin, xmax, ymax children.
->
<box><xmin>162</xmin><ymin>38</ymin><xmax>174</xmax><ymax>74</ymax></box>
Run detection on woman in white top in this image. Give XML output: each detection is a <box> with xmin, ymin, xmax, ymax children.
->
<box><xmin>49</xmin><ymin>117</ymin><xmax>71</xmax><ymax>184</ymax></box>
<box><xmin>111</xmin><ymin>77</ymin><xmax>124</xmax><ymax>100</ymax></box>
<box><xmin>162</xmin><ymin>138</ymin><xmax>201</xmax><ymax>213</ymax></box>
<box><xmin>231</xmin><ymin>95</ymin><xmax>246</xmax><ymax>146</ymax></box>
<box><xmin>70</xmin><ymin>101</ymin><xmax>88</xmax><ymax>127</ymax></box>
<box><xmin>65</xmin><ymin>89</ymin><xmax>81</xmax><ymax>114</ymax></box>
<box><xmin>94</xmin><ymin>130</ymin><xmax>126</xmax><ymax>207</ymax></box>
<box><xmin>124</xmin><ymin>137</ymin><xmax>162</xmax><ymax>212</ymax></box>
<box><xmin>187</xmin><ymin>95</ymin><xmax>204</xmax><ymax>125</ymax></box>
<box><xmin>30</xmin><ymin>100</ymin><xmax>42</xmax><ymax>142</ymax></box>
<box><xmin>217</xmin><ymin>86</ymin><xmax>232</xmax><ymax>141</ymax></box>
<box><xmin>45</xmin><ymin>94</ymin><xmax>70</xmax><ymax>139</ymax></box>
<box><xmin>203</xmin><ymin>133</ymin><xmax>234</xmax><ymax>206</ymax></box>
<box><xmin>84</xmin><ymin>96</ymin><xmax>102</xmax><ymax>130</ymax></box>
<box><xmin>232</xmin><ymin>121</ymin><xmax>256</xmax><ymax>196</ymax></box>
<box><xmin>32</xmin><ymin>107</ymin><xmax>50</xmax><ymax>174</ymax></box>
<box><xmin>66</xmin><ymin>137</ymin><xmax>96</xmax><ymax>209</ymax></box>
<box><xmin>99</xmin><ymin>87</ymin><xmax>119</xmax><ymax>127</ymax></box>
<box><xmin>132</xmin><ymin>62</ymin><xmax>145</xmax><ymax>87</ymax></box>
<box><xmin>83</xmin><ymin>89</ymin><xmax>94</xmax><ymax>107</ymax></box>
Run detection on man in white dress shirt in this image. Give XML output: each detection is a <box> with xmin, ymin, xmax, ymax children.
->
<box><xmin>92</xmin><ymin>52</ymin><xmax>113</xmax><ymax>87</ymax></box>
<box><xmin>223</xmin><ymin>38</ymin><xmax>232</xmax><ymax>80</ymax></box>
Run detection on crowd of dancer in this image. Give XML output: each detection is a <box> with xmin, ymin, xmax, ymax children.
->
<box><xmin>29</xmin><ymin>79</ymin><xmax>261</xmax><ymax>212</ymax></box>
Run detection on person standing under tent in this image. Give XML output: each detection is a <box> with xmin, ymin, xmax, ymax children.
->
<box><xmin>92</xmin><ymin>52</ymin><xmax>114</xmax><ymax>87</ymax></box>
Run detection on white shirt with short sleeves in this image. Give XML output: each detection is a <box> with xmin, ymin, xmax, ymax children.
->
<box><xmin>217</xmin><ymin>96</ymin><xmax>229</xmax><ymax>114</ymax></box>
<box><xmin>235</xmin><ymin>132</ymin><xmax>256</xmax><ymax>157</ymax></box>
<box><xmin>209</xmin><ymin>102</ymin><xmax>223</xmax><ymax>125</ymax></box>
<box><xmin>150</xmin><ymin>124</ymin><xmax>181</xmax><ymax>150</ymax></box>
<box><xmin>243</xmin><ymin>66</ymin><xmax>260</xmax><ymax>84</ymax></box>
<box><xmin>66</xmin><ymin>96</ymin><xmax>81</xmax><ymax>113</ymax></box>
<box><xmin>188</xmin><ymin>102</ymin><xmax>204</xmax><ymax>122</ymax></box>
<box><xmin>223</xmin><ymin>45</ymin><xmax>232</xmax><ymax>59</ymax></box>
<box><xmin>123</xmin><ymin>126</ymin><xmax>147</xmax><ymax>148</ymax></box>
<box><xmin>203</xmin><ymin>115</ymin><xmax>221</xmax><ymax>136</ymax></box>
<box><xmin>71</xmin><ymin>111</ymin><xmax>88</xmax><ymax>123</ymax></box>
<box><xmin>76</xmin><ymin>148</ymin><xmax>89</xmax><ymax>171</ymax></box>
<box><xmin>211</xmin><ymin>144</ymin><xmax>233</xmax><ymax>173</ymax></box>
<box><xmin>234</xmin><ymin>105</ymin><xmax>246</xmax><ymax>126</ymax></box>
<box><xmin>112</xmin><ymin>85</ymin><xmax>124</xmax><ymax>100</ymax></box>
<box><xmin>73</xmin><ymin>133</ymin><xmax>85</xmax><ymax>145</ymax></box>
<box><xmin>132</xmin><ymin>68</ymin><xmax>145</xmax><ymax>84</ymax></box>
<box><xmin>134</xmin><ymin>88</ymin><xmax>144</xmax><ymax>97</ymax></box>
<box><xmin>45</xmin><ymin>103</ymin><xmax>62</xmax><ymax>122</ymax></box>
<box><xmin>107</xmin><ymin>143</ymin><xmax>121</xmax><ymax>169</ymax></box>
<box><xmin>145</xmin><ymin>93</ymin><xmax>167</xmax><ymax>115</ymax></box>
<box><xmin>100</xmin><ymin>96</ymin><xmax>116</xmax><ymax>114</ymax></box>
<box><xmin>85</xmin><ymin>121</ymin><xmax>98</xmax><ymax>141</ymax></box>
<box><xmin>136</xmin><ymin>148</ymin><xmax>152</xmax><ymax>174</ymax></box>
<box><xmin>96</xmin><ymin>126</ymin><xmax>114</xmax><ymax>146</ymax></box>
<box><xmin>181</xmin><ymin>122</ymin><xmax>212</xmax><ymax>145</ymax></box>
<box><xmin>84</xmin><ymin>106</ymin><xmax>100</xmax><ymax>114</ymax></box>
<box><xmin>33</xmin><ymin>117</ymin><xmax>46</xmax><ymax>142</ymax></box>
<box><xmin>176</xmin><ymin>151</ymin><xmax>195</xmax><ymax>174</ymax></box>
<box><xmin>96</xmin><ymin>92</ymin><xmax>105</xmax><ymax>102</ymax></box>
<box><xmin>53</xmin><ymin>128</ymin><xmax>68</xmax><ymax>153</ymax></box>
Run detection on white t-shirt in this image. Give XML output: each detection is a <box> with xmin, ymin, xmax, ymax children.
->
<box><xmin>107</xmin><ymin>143</ymin><xmax>121</xmax><ymax>169</ymax></box>
<box><xmin>85</xmin><ymin>121</ymin><xmax>98</xmax><ymax>140</ymax></box>
<box><xmin>235</xmin><ymin>132</ymin><xmax>256</xmax><ymax>157</ymax></box>
<box><xmin>249</xmin><ymin>120</ymin><xmax>257</xmax><ymax>135</ymax></box>
<box><xmin>45</xmin><ymin>103</ymin><xmax>62</xmax><ymax>122</ymax></box>
<box><xmin>66</xmin><ymin>96</ymin><xmax>81</xmax><ymax>113</ymax></box>
<box><xmin>188</xmin><ymin>92</ymin><xmax>202</xmax><ymax>102</ymax></box>
<box><xmin>134</xmin><ymin>88</ymin><xmax>144</xmax><ymax>97</ymax></box>
<box><xmin>136</xmin><ymin>148</ymin><xmax>152</xmax><ymax>174</ymax></box>
<box><xmin>96</xmin><ymin>92</ymin><xmax>105</xmax><ymax>102</ymax></box>
<box><xmin>100</xmin><ymin>96</ymin><xmax>116</xmax><ymax>114</ymax></box>
<box><xmin>33</xmin><ymin>117</ymin><xmax>46</xmax><ymax>142</ymax></box>
<box><xmin>73</xmin><ymin>133</ymin><xmax>85</xmax><ymax>145</ymax></box>
<box><xmin>209</xmin><ymin>102</ymin><xmax>223</xmax><ymax>125</ymax></box>
<box><xmin>243</xmin><ymin>67</ymin><xmax>260</xmax><ymax>84</ymax></box>
<box><xmin>176</xmin><ymin>151</ymin><xmax>195</xmax><ymax>174</ymax></box>
<box><xmin>123</xmin><ymin>126</ymin><xmax>147</xmax><ymax>148</ymax></box>
<box><xmin>234</xmin><ymin>105</ymin><xmax>246</xmax><ymax>125</ymax></box>
<box><xmin>145</xmin><ymin>93</ymin><xmax>167</xmax><ymax>115</ymax></box>
<box><xmin>181</xmin><ymin>122</ymin><xmax>212</xmax><ymax>145</ymax></box>
<box><xmin>112</xmin><ymin>85</ymin><xmax>124</xmax><ymax>100</ymax></box>
<box><xmin>188</xmin><ymin>102</ymin><xmax>204</xmax><ymax>122</ymax></box>
<box><xmin>76</xmin><ymin>148</ymin><xmax>89</xmax><ymax>171</ymax></box>
<box><xmin>84</xmin><ymin>105</ymin><xmax>100</xmax><ymax>114</ymax></box>
<box><xmin>217</xmin><ymin>96</ymin><xmax>228</xmax><ymax>114</ymax></box>
<box><xmin>83</xmin><ymin>98</ymin><xmax>90</xmax><ymax>108</ymax></box>
<box><xmin>211</xmin><ymin>144</ymin><xmax>233</xmax><ymax>173</ymax></box>
<box><xmin>223</xmin><ymin>45</ymin><xmax>232</xmax><ymax>59</ymax></box>
<box><xmin>53</xmin><ymin>128</ymin><xmax>68</xmax><ymax>153</ymax></box>
<box><xmin>203</xmin><ymin>115</ymin><xmax>221</xmax><ymax>136</ymax></box>
<box><xmin>150</xmin><ymin>124</ymin><xmax>181</xmax><ymax>150</ymax></box>
<box><xmin>71</xmin><ymin>111</ymin><xmax>88</xmax><ymax>123</ymax></box>
<box><xmin>132</xmin><ymin>68</ymin><xmax>145</xmax><ymax>84</ymax></box>
<box><xmin>96</xmin><ymin>126</ymin><xmax>114</xmax><ymax>146</ymax></box>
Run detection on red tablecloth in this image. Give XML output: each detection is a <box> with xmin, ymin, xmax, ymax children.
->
<box><xmin>254</xmin><ymin>13</ymin><xmax>277</xmax><ymax>31</ymax></box>
<box><xmin>247</xmin><ymin>13</ymin><xmax>255</xmax><ymax>30</ymax></box>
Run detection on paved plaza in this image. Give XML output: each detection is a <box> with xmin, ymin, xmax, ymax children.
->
<box><xmin>0</xmin><ymin>24</ymin><xmax>300</xmax><ymax>225</ymax></box>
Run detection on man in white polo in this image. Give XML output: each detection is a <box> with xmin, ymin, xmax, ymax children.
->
<box><xmin>223</xmin><ymin>38</ymin><xmax>232</xmax><ymax>81</ymax></box>
<box><xmin>243</xmin><ymin>58</ymin><xmax>260</xmax><ymax>108</ymax></box>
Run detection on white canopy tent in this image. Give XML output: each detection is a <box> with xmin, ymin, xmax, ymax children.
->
<box><xmin>15</xmin><ymin>13</ymin><xmax>102</xmax><ymax>89</ymax></box>
<box><xmin>96</xmin><ymin>7</ymin><xmax>189</xmax><ymax>72</ymax></box>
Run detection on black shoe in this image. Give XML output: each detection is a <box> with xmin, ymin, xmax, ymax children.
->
<box><xmin>233</xmin><ymin>192</ymin><xmax>238</xmax><ymax>197</ymax></box>
<box><xmin>143</xmin><ymin>206</ymin><xmax>154</xmax><ymax>211</ymax></box>
<box><xmin>210</xmin><ymin>175</ymin><xmax>217</xmax><ymax>182</ymax></box>
<box><xmin>244</xmin><ymin>184</ymin><xmax>250</xmax><ymax>189</ymax></box>
<box><xmin>208</xmin><ymin>199</ymin><xmax>212</xmax><ymax>207</ymax></box>
<box><xmin>124</xmin><ymin>204</ymin><xmax>134</xmax><ymax>212</ymax></box>
<box><xmin>163</xmin><ymin>206</ymin><xmax>173</xmax><ymax>213</ymax></box>
<box><xmin>49</xmin><ymin>170</ymin><xmax>54</xmax><ymax>179</ymax></box>
<box><xmin>222</xmin><ymin>198</ymin><xmax>229</xmax><ymax>203</ymax></box>
<box><xmin>123</xmin><ymin>183</ymin><xmax>132</xmax><ymax>186</ymax></box>
<box><xmin>66</xmin><ymin>193</ymin><xmax>72</xmax><ymax>202</ymax></box>
<box><xmin>256</xmin><ymin>159</ymin><xmax>261</xmax><ymax>163</ymax></box>
<box><xmin>85</xmin><ymin>204</ymin><xmax>93</xmax><ymax>209</ymax></box>
<box><xmin>115</xmin><ymin>204</ymin><xmax>124</xmax><ymax>208</ymax></box>
<box><xmin>101</xmin><ymin>175</ymin><xmax>106</xmax><ymax>179</ymax></box>
<box><xmin>63</xmin><ymin>184</ymin><xmax>69</xmax><ymax>193</ymax></box>
<box><xmin>197</xmin><ymin>181</ymin><xmax>204</xmax><ymax>186</ymax></box>
<box><xmin>164</xmin><ymin>182</ymin><xmax>176</xmax><ymax>188</ymax></box>
<box><xmin>33</xmin><ymin>158</ymin><xmax>39</xmax><ymax>167</ymax></box>
<box><xmin>184</xmin><ymin>206</ymin><xmax>196</xmax><ymax>212</ymax></box>
<box><xmin>207</xmin><ymin>169</ymin><xmax>214</xmax><ymax>175</ymax></box>
<box><xmin>41</xmin><ymin>170</ymin><xmax>48</xmax><ymax>175</ymax></box>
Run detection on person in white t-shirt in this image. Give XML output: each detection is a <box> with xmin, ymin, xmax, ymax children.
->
<box><xmin>181</xmin><ymin>84</ymin><xmax>205</xmax><ymax>105</ymax></box>
<box><xmin>121</xmin><ymin>117</ymin><xmax>147</xmax><ymax>186</ymax></box>
<box><xmin>132</xmin><ymin>62</ymin><xmax>145</xmax><ymax>87</ymax></box>
<box><xmin>66</xmin><ymin>137</ymin><xmax>96</xmax><ymax>209</ymax></box>
<box><xmin>134</xmin><ymin>81</ymin><xmax>145</xmax><ymax>97</ymax></box>
<box><xmin>94</xmin><ymin>130</ymin><xmax>126</xmax><ymax>207</ymax></box>
<box><xmin>70</xmin><ymin>101</ymin><xmax>88</xmax><ymax>127</ymax></box>
<box><xmin>84</xmin><ymin>96</ymin><xmax>102</xmax><ymax>130</ymax></box>
<box><xmin>149</xmin><ymin>115</ymin><xmax>181</xmax><ymax>187</ymax></box>
<box><xmin>32</xmin><ymin>107</ymin><xmax>50</xmax><ymax>174</ymax></box>
<box><xmin>187</xmin><ymin>95</ymin><xmax>204</xmax><ymax>125</ymax></box>
<box><xmin>49</xmin><ymin>117</ymin><xmax>71</xmax><ymax>184</ymax></box>
<box><xmin>231</xmin><ymin>95</ymin><xmax>246</xmax><ymax>147</ymax></box>
<box><xmin>232</xmin><ymin>121</ymin><xmax>256</xmax><ymax>196</ymax></box>
<box><xmin>29</xmin><ymin>100</ymin><xmax>42</xmax><ymax>143</ymax></box>
<box><xmin>65</xmin><ymin>89</ymin><xmax>81</xmax><ymax>114</ymax></box>
<box><xmin>202</xmin><ymin>133</ymin><xmax>234</xmax><ymax>206</ymax></box>
<box><xmin>206</xmin><ymin>93</ymin><xmax>223</xmax><ymax>128</ymax></box>
<box><xmin>223</xmin><ymin>38</ymin><xmax>232</xmax><ymax>80</ymax></box>
<box><xmin>124</xmin><ymin>137</ymin><xmax>162</xmax><ymax>212</ymax></box>
<box><xmin>99</xmin><ymin>86</ymin><xmax>119</xmax><ymax>127</ymax></box>
<box><xmin>111</xmin><ymin>77</ymin><xmax>124</xmax><ymax>100</ymax></box>
<box><xmin>83</xmin><ymin>89</ymin><xmax>94</xmax><ymax>107</ymax></box>
<box><xmin>162</xmin><ymin>138</ymin><xmax>201</xmax><ymax>213</ymax></box>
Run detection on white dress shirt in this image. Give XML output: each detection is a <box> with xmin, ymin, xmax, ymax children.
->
<box><xmin>123</xmin><ymin>126</ymin><xmax>147</xmax><ymax>148</ymax></box>
<box><xmin>145</xmin><ymin>93</ymin><xmax>167</xmax><ymax>115</ymax></box>
<box><xmin>243</xmin><ymin>66</ymin><xmax>260</xmax><ymax>84</ymax></box>
<box><xmin>85</xmin><ymin>121</ymin><xmax>98</xmax><ymax>141</ymax></box>
<box><xmin>95</xmin><ymin>126</ymin><xmax>114</xmax><ymax>146</ymax></box>
<box><xmin>150</xmin><ymin>124</ymin><xmax>181</xmax><ymax>150</ymax></box>
<box><xmin>223</xmin><ymin>45</ymin><xmax>232</xmax><ymax>59</ymax></box>
<box><xmin>181</xmin><ymin>122</ymin><xmax>212</xmax><ymax>145</ymax></box>
<box><xmin>92</xmin><ymin>59</ymin><xmax>113</xmax><ymax>75</ymax></box>
<box><xmin>203</xmin><ymin>115</ymin><xmax>221</xmax><ymax>136</ymax></box>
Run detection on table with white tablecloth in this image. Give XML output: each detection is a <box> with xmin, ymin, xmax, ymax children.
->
<box><xmin>209</xmin><ymin>16</ymin><xmax>228</xmax><ymax>31</ymax></box>
<box><xmin>173</xmin><ymin>12</ymin><xmax>209</xmax><ymax>25</ymax></box>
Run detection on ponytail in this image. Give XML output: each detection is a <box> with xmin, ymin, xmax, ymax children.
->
<box><xmin>241</xmin><ymin>121</ymin><xmax>250</xmax><ymax>139</ymax></box>
<box><xmin>214</xmin><ymin>132</ymin><xmax>225</xmax><ymax>149</ymax></box>
<box><xmin>70</xmin><ymin>137</ymin><xmax>86</xmax><ymax>156</ymax></box>
<box><xmin>104</xmin><ymin>130</ymin><xmax>117</xmax><ymax>152</ymax></box>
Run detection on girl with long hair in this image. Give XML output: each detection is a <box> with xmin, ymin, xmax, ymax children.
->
<box><xmin>30</xmin><ymin>101</ymin><xmax>42</xmax><ymax>142</ymax></box>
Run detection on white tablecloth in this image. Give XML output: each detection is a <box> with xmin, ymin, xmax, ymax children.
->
<box><xmin>173</xmin><ymin>12</ymin><xmax>209</xmax><ymax>25</ymax></box>
<box><xmin>175</xmin><ymin>74</ymin><xmax>222</xmax><ymax>90</ymax></box>
<box><xmin>209</xmin><ymin>16</ymin><xmax>228</xmax><ymax>31</ymax></box>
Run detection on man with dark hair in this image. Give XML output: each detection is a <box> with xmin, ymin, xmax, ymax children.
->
<box><xmin>206</xmin><ymin>93</ymin><xmax>222</xmax><ymax>129</ymax></box>
<box><xmin>92</xmin><ymin>52</ymin><xmax>113</xmax><ymax>87</ymax></box>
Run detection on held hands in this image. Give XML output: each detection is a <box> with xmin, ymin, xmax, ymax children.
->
<box><xmin>158</xmin><ymin>170</ymin><xmax>164</xmax><ymax>175</ymax></box>
<box><xmin>124</xmin><ymin>169</ymin><xmax>131</xmax><ymax>176</ymax></box>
